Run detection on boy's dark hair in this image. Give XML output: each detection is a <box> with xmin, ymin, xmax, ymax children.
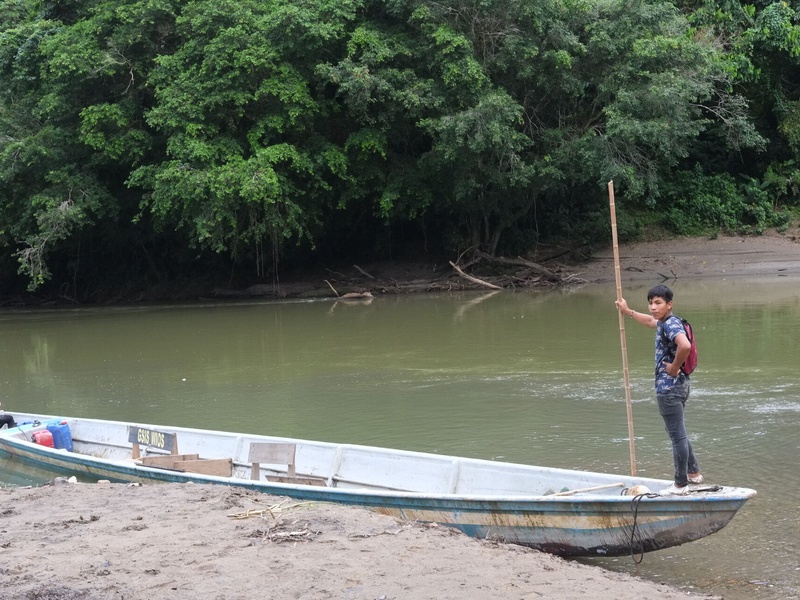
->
<box><xmin>647</xmin><ymin>284</ymin><xmax>673</xmax><ymax>302</ymax></box>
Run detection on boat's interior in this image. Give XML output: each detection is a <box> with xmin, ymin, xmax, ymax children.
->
<box><xmin>3</xmin><ymin>415</ymin><xmax>653</xmax><ymax>496</ymax></box>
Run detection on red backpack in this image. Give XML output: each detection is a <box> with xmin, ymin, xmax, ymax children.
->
<box><xmin>663</xmin><ymin>316</ymin><xmax>698</xmax><ymax>375</ymax></box>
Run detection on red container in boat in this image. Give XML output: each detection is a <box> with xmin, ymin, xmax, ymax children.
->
<box><xmin>32</xmin><ymin>430</ymin><xmax>54</xmax><ymax>447</ymax></box>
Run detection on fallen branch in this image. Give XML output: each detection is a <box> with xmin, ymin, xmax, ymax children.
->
<box><xmin>353</xmin><ymin>264</ymin><xmax>375</xmax><ymax>279</ymax></box>
<box><xmin>324</xmin><ymin>279</ymin><xmax>339</xmax><ymax>297</ymax></box>
<box><xmin>227</xmin><ymin>499</ymin><xmax>310</xmax><ymax>520</ymax></box>
<box><xmin>268</xmin><ymin>528</ymin><xmax>310</xmax><ymax>542</ymax></box>
<box><xmin>474</xmin><ymin>250</ymin><xmax>561</xmax><ymax>283</ymax></box>
<box><xmin>449</xmin><ymin>261</ymin><xmax>502</xmax><ymax>290</ymax></box>
<box><xmin>338</xmin><ymin>291</ymin><xmax>374</xmax><ymax>300</ymax></box>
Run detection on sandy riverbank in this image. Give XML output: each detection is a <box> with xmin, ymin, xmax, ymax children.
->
<box><xmin>1</xmin><ymin>480</ymin><xmax>718</xmax><ymax>600</ymax></box>
<box><xmin>575</xmin><ymin>232</ymin><xmax>800</xmax><ymax>283</ymax></box>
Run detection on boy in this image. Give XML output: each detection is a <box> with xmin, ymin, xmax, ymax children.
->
<box><xmin>615</xmin><ymin>285</ymin><xmax>702</xmax><ymax>495</ymax></box>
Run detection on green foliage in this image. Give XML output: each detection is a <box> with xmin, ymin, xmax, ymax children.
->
<box><xmin>662</xmin><ymin>167</ymin><xmax>787</xmax><ymax>235</ymax></box>
<box><xmin>762</xmin><ymin>160</ymin><xmax>800</xmax><ymax>207</ymax></box>
<box><xmin>0</xmin><ymin>0</ymin><xmax>794</xmax><ymax>297</ymax></box>
<box><xmin>14</xmin><ymin>169</ymin><xmax>112</xmax><ymax>291</ymax></box>
<box><xmin>80</xmin><ymin>103</ymin><xmax>151</xmax><ymax>163</ymax></box>
<box><xmin>686</xmin><ymin>0</ymin><xmax>800</xmax><ymax>177</ymax></box>
<box><xmin>420</xmin><ymin>89</ymin><xmax>535</xmax><ymax>253</ymax></box>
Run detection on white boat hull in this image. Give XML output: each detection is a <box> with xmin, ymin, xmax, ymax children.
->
<box><xmin>0</xmin><ymin>413</ymin><xmax>756</xmax><ymax>557</ymax></box>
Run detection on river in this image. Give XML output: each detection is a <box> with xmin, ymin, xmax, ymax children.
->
<box><xmin>0</xmin><ymin>276</ymin><xmax>797</xmax><ymax>599</ymax></box>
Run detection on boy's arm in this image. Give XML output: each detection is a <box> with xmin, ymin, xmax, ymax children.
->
<box><xmin>615</xmin><ymin>298</ymin><xmax>657</xmax><ymax>329</ymax></box>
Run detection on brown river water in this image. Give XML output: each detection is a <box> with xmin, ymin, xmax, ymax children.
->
<box><xmin>0</xmin><ymin>276</ymin><xmax>798</xmax><ymax>599</ymax></box>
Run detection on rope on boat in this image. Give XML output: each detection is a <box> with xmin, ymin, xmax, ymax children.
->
<box><xmin>626</xmin><ymin>484</ymin><xmax>725</xmax><ymax>564</ymax></box>
<box><xmin>628</xmin><ymin>493</ymin><xmax>660</xmax><ymax>564</ymax></box>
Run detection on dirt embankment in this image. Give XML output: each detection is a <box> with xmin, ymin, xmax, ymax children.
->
<box><xmin>574</xmin><ymin>232</ymin><xmax>800</xmax><ymax>283</ymax></box>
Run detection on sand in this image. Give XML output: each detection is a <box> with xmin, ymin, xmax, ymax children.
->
<box><xmin>574</xmin><ymin>232</ymin><xmax>800</xmax><ymax>283</ymax></box>
<box><xmin>3</xmin><ymin>232</ymin><xmax>798</xmax><ymax>600</ymax></box>
<box><xmin>1</xmin><ymin>480</ymin><xmax>713</xmax><ymax>600</ymax></box>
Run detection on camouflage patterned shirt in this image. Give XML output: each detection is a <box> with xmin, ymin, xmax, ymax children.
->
<box><xmin>655</xmin><ymin>315</ymin><xmax>689</xmax><ymax>393</ymax></box>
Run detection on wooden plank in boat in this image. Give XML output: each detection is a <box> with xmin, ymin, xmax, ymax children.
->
<box><xmin>173</xmin><ymin>458</ymin><xmax>233</xmax><ymax>477</ymax></box>
<box><xmin>249</xmin><ymin>442</ymin><xmax>297</xmax><ymax>480</ymax></box>
<box><xmin>267</xmin><ymin>475</ymin><xmax>327</xmax><ymax>487</ymax></box>
<box><xmin>249</xmin><ymin>442</ymin><xmax>327</xmax><ymax>486</ymax></box>
<box><xmin>140</xmin><ymin>454</ymin><xmax>233</xmax><ymax>477</ymax></box>
<box><xmin>248</xmin><ymin>443</ymin><xmax>296</xmax><ymax>469</ymax></box>
<box><xmin>141</xmin><ymin>454</ymin><xmax>199</xmax><ymax>468</ymax></box>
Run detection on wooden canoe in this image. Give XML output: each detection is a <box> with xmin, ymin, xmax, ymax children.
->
<box><xmin>0</xmin><ymin>413</ymin><xmax>756</xmax><ymax>557</ymax></box>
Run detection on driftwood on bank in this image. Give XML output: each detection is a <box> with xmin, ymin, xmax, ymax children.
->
<box><xmin>442</xmin><ymin>251</ymin><xmax>582</xmax><ymax>290</ymax></box>
<box><xmin>211</xmin><ymin>252</ymin><xmax>584</xmax><ymax>300</ymax></box>
<box><xmin>448</xmin><ymin>261</ymin><xmax>502</xmax><ymax>290</ymax></box>
<box><xmin>472</xmin><ymin>250</ymin><xmax>562</xmax><ymax>283</ymax></box>
<box><xmin>325</xmin><ymin>279</ymin><xmax>374</xmax><ymax>300</ymax></box>
<box><xmin>352</xmin><ymin>264</ymin><xmax>376</xmax><ymax>279</ymax></box>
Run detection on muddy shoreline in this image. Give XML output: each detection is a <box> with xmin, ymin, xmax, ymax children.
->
<box><xmin>223</xmin><ymin>232</ymin><xmax>800</xmax><ymax>300</ymax></box>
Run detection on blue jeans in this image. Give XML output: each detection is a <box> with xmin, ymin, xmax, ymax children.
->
<box><xmin>657</xmin><ymin>378</ymin><xmax>700</xmax><ymax>486</ymax></box>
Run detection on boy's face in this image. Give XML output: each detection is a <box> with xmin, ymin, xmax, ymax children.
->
<box><xmin>647</xmin><ymin>295</ymin><xmax>673</xmax><ymax>321</ymax></box>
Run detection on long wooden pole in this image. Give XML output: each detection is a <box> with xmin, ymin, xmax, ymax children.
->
<box><xmin>608</xmin><ymin>180</ymin><xmax>637</xmax><ymax>476</ymax></box>
<box><xmin>548</xmin><ymin>482</ymin><xmax>626</xmax><ymax>496</ymax></box>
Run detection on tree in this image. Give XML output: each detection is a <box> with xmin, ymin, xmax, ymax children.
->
<box><xmin>0</xmin><ymin>0</ymin><xmax>173</xmax><ymax>292</ymax></box>
<box><xmin>704</xmin><ymin>0</ymin><xmax>800</xmax><ymax>206</ymax></box>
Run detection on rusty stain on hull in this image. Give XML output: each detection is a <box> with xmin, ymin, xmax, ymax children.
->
<box><xmin>370</xmin><ymin>502</ymin><xmax>742</xmax><ymax>557</ymax></box>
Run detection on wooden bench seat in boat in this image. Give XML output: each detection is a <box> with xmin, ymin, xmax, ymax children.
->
<box><xmin>248</xmin><ymin>442</ymin><xmax>326</xmax><ymax>486</ymax></box>
<box><xmin>139</xmin><ymin>453</ymin><xmax>233</xmax><ymax>477</ymax></box>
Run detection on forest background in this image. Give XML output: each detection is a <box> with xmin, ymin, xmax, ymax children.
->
<box><xmin>1</xmin><ymin>0</ymin><xmax>799</xmax><ymax>303</ymax></box>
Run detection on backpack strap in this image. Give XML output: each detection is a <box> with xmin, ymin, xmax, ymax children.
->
<box><xmin>660</xmin><ymin>315</ymin><xmax>693</xmax><ymax>374</ymax></box>
<box><xmin>659</xmin><ymin>315</ymin><xmax>683</xmax><ymax>347</ymax></box>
